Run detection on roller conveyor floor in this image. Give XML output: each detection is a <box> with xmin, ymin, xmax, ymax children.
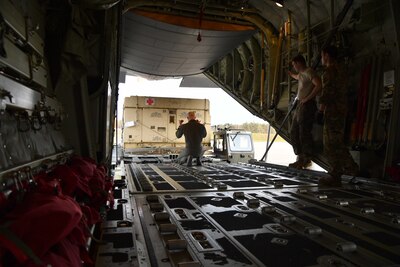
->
<box><xmin>96</xmin><ymin>162</ymin><xmax>400</xmax><ymax>267</ymax></box>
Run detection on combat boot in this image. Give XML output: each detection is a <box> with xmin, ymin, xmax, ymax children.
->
<box><xmin>288</xmin><ymin>156</ymin><xmax>304</xmax><ymax>169</ymax></box>
<box><xmin>303</xmin><ymin>161</ymin><xmax>312</xmax><ymax>169</ymax></box>
<box><xmin>318</xmin><ymin>173</ymin><xmax>342</xmax><ymax>187</ymax></box>
<box><xmin>301</xmin><ymin>157</ymin><xmax>312</xmax><ymax>169</ymax></box>
<box><xmin>289</xmin><ymin>155</ymin><xmax>311</xmax><ymax>169</ymax></box>
<box><xmin>343</xmin><ymin>164</ymin><xmax>359</xmax><ymax>177</ymax></box>
<box><xmin>187</xmin><ymin>156</ymin><xmax>193</xmax><ymax>167</ymax></box>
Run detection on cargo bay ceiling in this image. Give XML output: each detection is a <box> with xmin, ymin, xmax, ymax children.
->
<box><xmin>122</xmin><ymin>0</ymin><xmax>345</xmax><ymax>73</ymax></box>
<box><xmin>121</xmin><ymin>0</ymin><xmax>400</xmax><ymax>175</ymax></box>
<box><xmin>121</xmin><ymin>11</ymin><xmax>256</xmax><ymax>76</ymax></box>
<box><xmin>121</xmin><ymin>0</ymin><xmax>365</xmax><ymax>118</ymax></box>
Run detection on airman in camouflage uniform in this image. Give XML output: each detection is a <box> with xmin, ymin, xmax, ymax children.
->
<box><xmin>318</xmin><ymin>46</ymin><xmax>359</xmax><ymax>186</ymax></box>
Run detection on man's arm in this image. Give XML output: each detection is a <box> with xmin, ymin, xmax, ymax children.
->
<box><xmin>288</xmin><ymin>70</ymin><xmax>299</xmax><ymax>80</ymax></box>
<box><xmin>201</xmin><ymin>124</ymin><xmax>207</xmax><ymax>138</ymax></box>
<box><xmin>176</xmin><ymin>125</ymin><xmax>184</xmax><ymax>138</ymax></box>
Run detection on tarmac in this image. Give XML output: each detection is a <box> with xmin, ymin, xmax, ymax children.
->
<box><xmin>254</xmin><ymin>141</ymin><xmax>325</xmax><ymax>172</ymax></box>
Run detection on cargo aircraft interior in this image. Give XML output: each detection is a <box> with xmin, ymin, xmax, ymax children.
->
<box><xmin>0</xmin><ymin>0</ymin><xmax>399</xmax><ymax>266</ymax></box>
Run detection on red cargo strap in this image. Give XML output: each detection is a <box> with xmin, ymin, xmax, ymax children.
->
<box><xmin>0</xmin><ymin>225</ymin><xmax>42</xmax><ymax>265</ymax></box>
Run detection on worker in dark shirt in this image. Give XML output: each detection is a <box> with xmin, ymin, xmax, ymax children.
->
<box><xmin>176</xmin><ymin>111</ymin><xmax>207</xmax><ymax>166</ymax></box>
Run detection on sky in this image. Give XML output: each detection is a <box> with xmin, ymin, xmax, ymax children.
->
<box><xmin>118</xmin><ymin>75</ymin><xmax>267</xmax><ymax>125</ymax></box>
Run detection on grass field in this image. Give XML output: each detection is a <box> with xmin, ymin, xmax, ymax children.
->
<box><xmin>252</xmin><ymin>133</ymin><xmax>286</xmax><ymax>142</ymax></box>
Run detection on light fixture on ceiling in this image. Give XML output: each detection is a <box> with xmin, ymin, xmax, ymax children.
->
<box><xmin>240</xmin><ymin>0</ymin><xmax>249</xmax><ymax>10</ymax></box>
<box><xmin>273</xmin><ymin>0</ymin><xmax>284</xmax><ymax>8</ymax></box>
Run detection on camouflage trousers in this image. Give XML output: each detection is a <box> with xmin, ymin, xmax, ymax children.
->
<box><xmin>290</xmin><ymin>100</ymin><xmax>316</xmax><ymax>160</ymax></box>
<box><xmin>323</xmin><ymin>115</ymin><xmax>358</xmax><ymax>177</ymax></box>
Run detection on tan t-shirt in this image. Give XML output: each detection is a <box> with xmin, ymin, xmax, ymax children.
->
<box><xmin>297</xmin><ymin>67</ymin><xmax>316</xmax><ymax>100</ymax></box>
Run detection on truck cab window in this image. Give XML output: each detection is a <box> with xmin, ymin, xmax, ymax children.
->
<box><xmin>228</xmin><ymin>134</ymin><xmax>253</xmax><ymax>152</ymax></box>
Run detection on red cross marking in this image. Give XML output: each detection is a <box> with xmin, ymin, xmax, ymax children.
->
<box><xmin>146</xmin><ymin>98</ymin><xmax>154</xmax><ymax>105</ymax></box>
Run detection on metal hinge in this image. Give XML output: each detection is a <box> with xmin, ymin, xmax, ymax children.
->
<box><xmin>0</xmin><ymin>88</ymin><xmax>13</xmax><ymax>111</ymax></box>
<box><xmin>0</xmin><ymin>88</ymin><xmax>12</xmax><ymax>101</ymax></box>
